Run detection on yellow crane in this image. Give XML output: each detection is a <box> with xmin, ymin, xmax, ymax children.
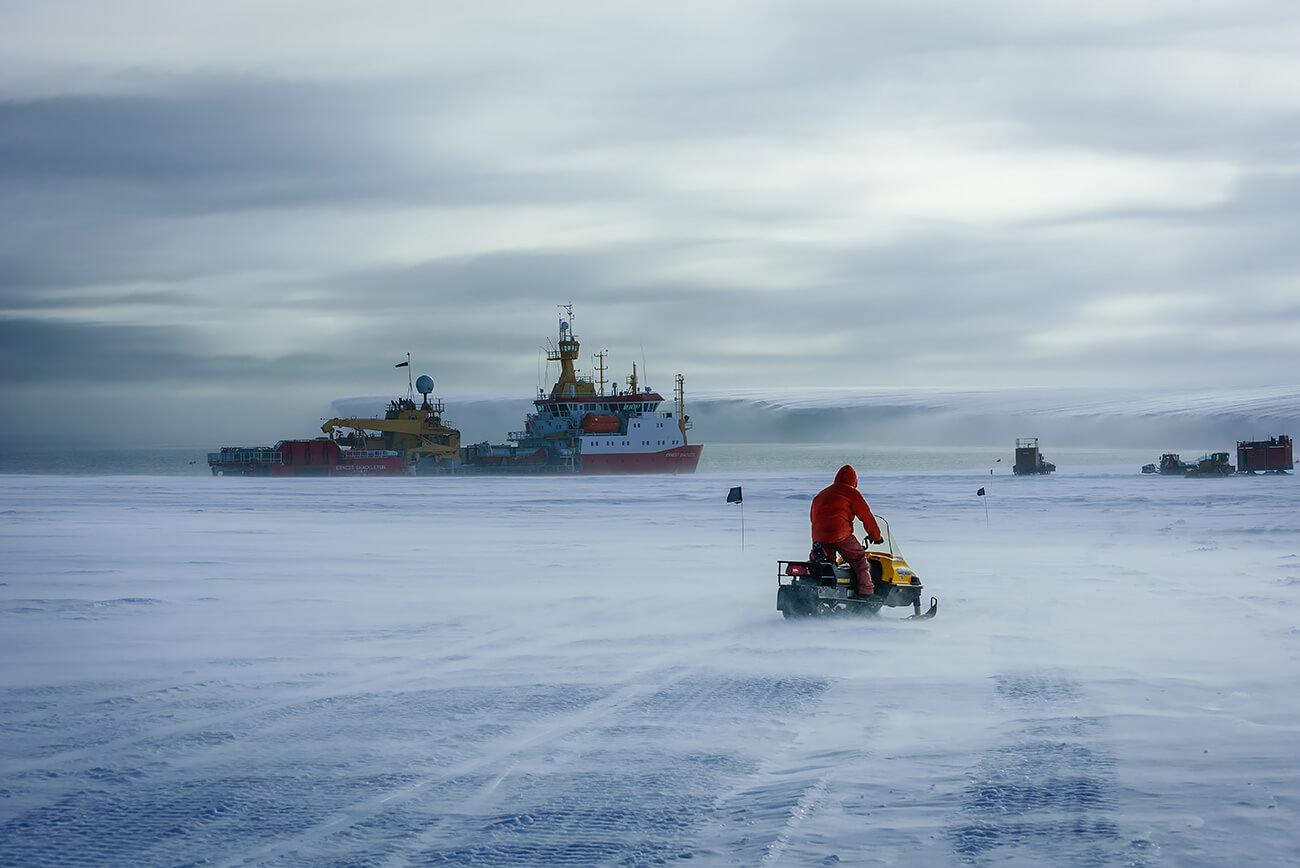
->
<box><xmin>321</xmin><ymin>371</ymin><xmax>461</xmax><ymax>472</ymax></box>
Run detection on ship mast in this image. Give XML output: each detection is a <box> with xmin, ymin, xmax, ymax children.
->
<box><xmin>675</xmin><ymin>373</ymin><xmax>691</xmax><ymax>443</ymax></box>
<box><xmin>398</xmin><ymin>352</ymin><xmax>413</xmax><ymax>401</ymax></box>
<box><xmin>593</xmin><ymin>349</ymin><xmax>609</xmax><ymax>396</ymax></box>
<box><xmin>547</xmin><ymin>304</ymin><xmax>580</xmax><ymax>399</ymax></box>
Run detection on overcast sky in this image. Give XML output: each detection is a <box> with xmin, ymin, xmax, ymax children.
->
<box><xmin>2</xmin><ymin>1</ymin><xmax>1297</xmax><ymax>445</ymax></box>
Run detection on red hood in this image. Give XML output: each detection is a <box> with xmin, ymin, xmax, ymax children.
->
<box><xmin>834</xmin><ymin>465</ymin><xmax>857</xmax><ymax>488</ymax></box>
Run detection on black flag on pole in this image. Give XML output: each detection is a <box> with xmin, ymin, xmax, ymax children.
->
<box><xmin>977</xmin><ymin>487</ymin><xmax>986</xmax><ymax>496</ymax></box>
<box><xmin>727</xmin><ymin>486</ymin><xmax>745</xmax><ymax>549</ymax></box>
<box><xmin>394</xmin><ymin>361</ymin><xmax>409</xmax><ymax>368</ymax></box>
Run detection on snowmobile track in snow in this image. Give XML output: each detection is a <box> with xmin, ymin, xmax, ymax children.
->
<box><xmin>947</xmin><ymin>671</ymin><xmax>1156</xmax><ymax>867</ymax></box>
<box><xmin>224</xmin><ymin>669</ymin><xmax>836</xmax><ymax>866</ymax></box>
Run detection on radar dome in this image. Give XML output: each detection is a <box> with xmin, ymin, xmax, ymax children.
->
<box><xmin>415</xmin><ymin>375</ymin><xmax>434</xmax><ymax>395</ymax></box>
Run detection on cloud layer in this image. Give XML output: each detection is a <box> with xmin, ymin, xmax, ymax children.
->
<box><xmin>2</xmin><ymin>2</ymin><xmax>1297</xmax><ymax>445</ymax></box>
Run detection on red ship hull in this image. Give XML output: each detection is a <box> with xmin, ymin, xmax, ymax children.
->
<box><xmin>580</xmin><ymin>445</ymin><xmax>703</xmax><ymax>474</ymax></box>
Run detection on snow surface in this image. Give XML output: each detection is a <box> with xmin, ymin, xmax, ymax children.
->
<box><xmin>2</xmin><ymin>468</ymin><xmax>1298</xmax><ymax>866</ymax></box>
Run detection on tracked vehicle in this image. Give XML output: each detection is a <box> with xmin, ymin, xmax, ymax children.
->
<box><xmin>776</xmin><ymin>518</ymin><xmax>937</xmax><ymax>620</ymax></box>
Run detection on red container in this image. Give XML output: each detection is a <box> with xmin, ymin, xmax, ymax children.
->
<box><xmin>1237</xmin><ymin>435</ymin><xmax>1293</xmax><ymax>472</ymax></box>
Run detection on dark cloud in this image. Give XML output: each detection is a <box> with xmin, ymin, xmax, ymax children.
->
<box><xmin>0</xmin><ymin>85</ymin><xmax>399</xmax><ymax>207</ymax></box>
<box><xmin>0</xmin><ymin>78</ymin><xmax>643</xmax><ymax>217</ymax></box>
<box><xmin>0</xmin><ymin>318</ymin><xmax>334</xmax><ymax>385</ymax></box>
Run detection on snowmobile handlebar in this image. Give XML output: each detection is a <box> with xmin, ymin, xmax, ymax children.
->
<box><xmin>863</xmin><ymin>517</ymin><xmax>894</xmax><ymax>555</ymax></box>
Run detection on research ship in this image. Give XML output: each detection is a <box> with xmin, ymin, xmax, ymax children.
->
<box><xmin>208</xmin><ymin>364</ymin><xmax>459</xmax><ymax>477</ymax></box>
<box><xmin>461</xmin><ymin>306</ymin><xmax>703</xmax><ymax>474</ymax></box>
<box><xmin>208</xmin><ymin>307</ymin><xmax>702</xmax><ymax>476</ymax></box>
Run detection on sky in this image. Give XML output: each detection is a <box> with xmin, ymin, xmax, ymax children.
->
<box><xmin>2</xmin><ymin>1</ymin><xmax>1298</xmax><ymax>446</ymax></box>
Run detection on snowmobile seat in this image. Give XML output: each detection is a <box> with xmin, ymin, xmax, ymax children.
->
<box><xmin>804</xmin><ymin>563</ymin><xmax>836</xmax><ymax>586</ymax></box>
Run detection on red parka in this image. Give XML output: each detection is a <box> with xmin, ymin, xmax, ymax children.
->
<box><xmin>810</xmin><ymin>465</ymin><xmax>882</xmax><ymax>544</ymax></box>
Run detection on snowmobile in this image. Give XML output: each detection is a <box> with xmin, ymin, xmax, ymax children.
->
<box><xmin>776</xmin><ymin>518</ymin><xmax>937</xmax><ymax>620</ymax></box>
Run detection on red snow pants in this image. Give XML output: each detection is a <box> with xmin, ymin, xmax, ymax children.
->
<box><xmin>817</xmin><ymin>535</ymin><xmax>874</xmax><ymax>595</ymax></box>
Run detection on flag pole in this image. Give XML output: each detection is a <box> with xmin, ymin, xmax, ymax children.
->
<box><xmin>983</xmin><ymin>457</ymin><xmax>1000</xmax><ymax>526</ymax></box>
<box><xmin>395</xmin><ymin>353</ymin><xmax>413</xmax><ymax>399</ymax></box>
<box><xmin>726</xmin><ymin>486</ymin><xmax>745</xmax><ymax>550</ymax></box>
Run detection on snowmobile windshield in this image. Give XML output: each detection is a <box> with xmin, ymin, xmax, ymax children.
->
<box><xmin>866</xmin><ymin>517</ymin><xmax>899</xmax><ymax>559</ymax></box>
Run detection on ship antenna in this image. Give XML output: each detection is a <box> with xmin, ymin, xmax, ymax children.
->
<box><xmin>395</xmin><ymin>352</ymin><xmax>413</xmax><ymax>401</ymax></box>
<box><xmin>556</xmin><ymin>302</ymin><xmax>576</xmax><ymax>351</ymax></box>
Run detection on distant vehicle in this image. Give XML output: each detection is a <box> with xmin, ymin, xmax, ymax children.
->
<box><xmin>1151</xmin><ymin>453</ymin><xmax>1190</xmax><ymax>475</ymax></box>
<box><xmin>1184</xmin><ymin>452</ymin><xmax>1235</xmax><ymax>477</ymax></box>
<box><xmin>1237</xmin><ymin>435</ymin><xmax>1293</xmax><ymax>474</ymax></box>
<box><xmin>776</xmin><ymin>518</ymin><xmax>937</xmax><ymax>620</ymax></box>
<box><xmin>1013</xmin><ymin>438</ymin><xmax>1055</xmax><ymax>475</ymax></box>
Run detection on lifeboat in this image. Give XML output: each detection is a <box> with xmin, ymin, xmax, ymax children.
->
<box><xmin>580</xmin><ymin>413</ymin><xmax>622</xmax><ymax>434</ymax></box>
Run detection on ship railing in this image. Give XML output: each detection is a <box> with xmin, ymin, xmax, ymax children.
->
<box><xmin>343</xmin><ymin>449</ymin><xmax>400</xmax><ymax>458</ymax></box>
<box><xmin>208</xmin><ymin>450</ymin><xmax>283</xmax><ymax>465</ymax></box>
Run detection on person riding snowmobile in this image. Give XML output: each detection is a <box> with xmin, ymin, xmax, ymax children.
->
<box><xmin>810</xmin><ymin>465</ymin><xmax>884</xmax><ymax>596</ymax></box>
